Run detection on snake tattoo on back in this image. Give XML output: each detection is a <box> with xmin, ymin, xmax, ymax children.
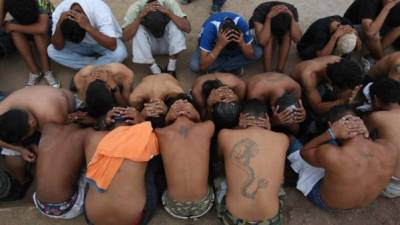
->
<box><xmin>230</xmin><ymin>138</ymin><xmax>268</xmax><ymax>200</ymax></box>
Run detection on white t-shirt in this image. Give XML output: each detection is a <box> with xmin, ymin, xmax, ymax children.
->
<box><xmin>52</xmin><ymin>0</ymin><xmax>122</xmax><ymax>45</ymax></box>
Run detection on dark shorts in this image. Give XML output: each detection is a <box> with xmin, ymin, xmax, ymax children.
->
<box><xmin>306</xmin><ymin>179</ymin><xmax>333</xmax><ymax>211</ymax></box>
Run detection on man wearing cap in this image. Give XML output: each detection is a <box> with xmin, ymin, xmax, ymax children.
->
<box><xmin>191</xmin><ymin>12</ymin><xmax>262</xmax><ymax>74</ymax></box>
<box><xmin>297</xmin><ymin>16</ymin><xmax>361</xmax><ymax>60</ymax></box>
<box><xmin>122</xmin><ymin>0</ymin><xmax>191</xmax><ymax>76</ymax></box>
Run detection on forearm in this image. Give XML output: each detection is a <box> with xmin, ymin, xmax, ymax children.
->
<box><xmin>0</xmin><ymin>140</ymin><xmax>24</xmax><ymax>154</ymax></box>
<box><xmin>312</xmin><ymin>99</ymin><xmax>344</xmax><ymax>114</ymax></box>
<box><xmin>169</xmin><ymin>14</ymin><xmax>191</xmax><ymax>33</ymax></box>
<box><xmin>316</xmin><ymin>36</ymin><xmax>338</xmax><ymax>57</ymax></box>
<box><xmin>290</xmin><ymin>21</ymin><xmax>302</xmax><ymax>43</ymax></box>
<box><xmin>240</xmin><ymin>43</ymin><xmax>255</xmax><ymax>59</ymax></box>
<box><xmin>200</xmin><ymin>44</ymin><xmax>224</xmax><ymax>71</ymax></box>
<box><xmin>258</xmin><ymin>19</ymin><xmax>272</xmax><ymax>45</ymax></box>
<box><xmin>51</xmin><ymin>25</ymin><xmax>65</xmax><ymax>49</ymax></box>
<box><xmin>122</xmin><ymin>17</ymin><xmax>142</xmax><ymax>41</ymax></box>
<box><xmin>9</xmin><ymin>20</ymin><xmax>48</xmax><ymax>35</ymax></box>
<box><xmin>86</xmin><ymin>26</ymin><xmax>117</xmax><ymax>50</ymax></box>
<box><xmin>365</xmin><ymin>8</ymin><xmax>390</xmax><ymax>38</ymax></box>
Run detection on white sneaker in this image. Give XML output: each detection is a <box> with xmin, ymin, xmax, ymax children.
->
<box><xmin>25</xmin><ymin>73</ymin><xmax>41</xmax><ymax>87</ymax></box>
<box><xmin>43</xmin><ymin>71</ymin><xmax>61</xmax><ymax>88</ymax></box>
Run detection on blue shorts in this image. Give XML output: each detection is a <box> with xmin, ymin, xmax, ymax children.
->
<box><xmin>306</xmin><ymin>179</ymin><xmax>333</xmax><ymax>211</ymax></box>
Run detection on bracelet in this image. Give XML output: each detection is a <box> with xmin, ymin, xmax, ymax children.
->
<box><xmin>327</xmin><ymin>128</ymin><xmax>337</xmax><ymax>141</ymax></box>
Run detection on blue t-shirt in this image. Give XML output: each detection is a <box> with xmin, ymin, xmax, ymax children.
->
<box><xmin>198</xmin><ymin>12</ymin><xmax>253</xmax><ymax>52</ymax></box>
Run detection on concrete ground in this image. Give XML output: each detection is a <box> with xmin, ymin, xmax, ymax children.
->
<box><xmin>0</xmin><ymin>0</ymin><xmax>400</xmax><ymax>224</ymax></box>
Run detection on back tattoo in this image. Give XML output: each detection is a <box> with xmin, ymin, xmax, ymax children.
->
<box><xmin>230</xmin><ymin>138</ymin><xmax>268</xmax><ymax>200</ymax></box>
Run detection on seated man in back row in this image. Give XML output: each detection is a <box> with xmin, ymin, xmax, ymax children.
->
<box><xmin>288</xmin><ymin>104</ymin><xmax>397</xmax><ymax>210</ymax></box>
<box><xmin>290</xmin><ymin>56</ymin><xmax>364</xmax><ymax>115</ymax></box>
<box><xmin>191</xmin><ymin>12</ymin><xmax>262</xmax><ymax>74</ymax></box>
<box><xmin>48</xmin><ymin>0</ymin><xmax>127</xmax><ymax>70</ymax></box>
<box><xmin>249</xmin><ymin>1</ymin><xmax>302</xmax><ymax>72</ymax></box>
<box><xmin>247</xmin><ymin>72</ymin><xmax>306</xmax><ymax>134</ymax></box>
<box><xmin>129</xmin><ymin>74</ymin><xmax>185</xmax><ymax>128</ymax></box>
<box><xmin>84</xmin><ymin>107</ymin><xmax>160</xmax><ymax>225</ymax></box>
<box><xmin>156</xmin><ymin>98</ymin><xmax>215</xmax><ymax>220</ymax></box>
<box><xmin>217</xmin><ymin>99</ymin><xmax>289</xmax><ymax>225</ymax></box>
<box><xmin>122</xmin><ymin>0</ymin><xmax>190</xmax><ymax>76</ymax></box>
<box><xmin>191</xmin><ymin>73</ymin><xmax>245</xmax><ymax>129</ymax></box>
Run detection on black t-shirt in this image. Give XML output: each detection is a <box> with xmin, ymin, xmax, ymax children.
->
<box><xmin>344</xmin><ymin>0</ymin><xmax>383</xmax><ymax>24</ymax></box>
<box><xmin>249</xmin><ymin>1</ymin><xmax>299</xmax><ymax>29</ymax></box>
<box><xmin>297</xmin><ymin>16</ymin><xmax>353</xmax><ymax>60</ymax></box>
<box><xmin>385</xmin><ymin>4</ymin><xmax>400</xmax><ymax>27</ymax></box>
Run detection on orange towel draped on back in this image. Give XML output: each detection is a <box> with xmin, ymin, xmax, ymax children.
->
<box><xmin>86</xmin><ymin>122</ymin><xmax>159</xmax><ymax>191</ymax></box>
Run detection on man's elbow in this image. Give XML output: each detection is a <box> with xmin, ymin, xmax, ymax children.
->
<box><xmin>365</xmin><ymin>29</ymin><xmax>379</xmax><ymax>40</ymax></box>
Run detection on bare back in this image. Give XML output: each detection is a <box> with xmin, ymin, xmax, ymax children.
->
<box><xmin>321</xmin><ymin>137</ymin><xmax>397</xmax><ymax>209</ymax></box>
<box><xmin>74</xmin><ymin>63</ymin><xmax>134</xmax><ymax>101</ymax></box>
<box><xmin>156</xmin><ymin>118</ymin><xmax>214</xmax><ymax>202</ymax></box>
<box><xmin>36</xmin><ymin>124</ymin><xmax>89</xmax><ymax>203</ymax></box>
<box><xmin>218</xmin><ymin>127</ymin><xmax>289</xmax><ymax>221</ymax></box>
<box><xmin>129</xmin><ymin>74</ymin><xmax>184</xmax><ymax>109</ymax></box>
<box><xmin>290</xmin><ymin>56</ymin><xmax>340</xmax><ymax>83</ymax></box>
<box><xmin>247</xmin><ymin>73</ymin><xmax>301</xmax><ymax>106</ymax></box>
<box><xmin>0</xmin><ymin>86</ymin><xmax>75</xmax><ymax>129</ymax></box>
<box><xmin>367</xmin><ymin>110</ymin><xmax>400</xmax><ymax>178</ymax></box>
<box><xmin>84</xmin><ymin>130</ymin><xmax>147</xmax><ymax>225</ymax></box>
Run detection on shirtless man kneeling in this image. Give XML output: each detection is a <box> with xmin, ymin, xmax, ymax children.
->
<box><xmin>129</xmin><ymin>74</ymin><xmax>185</xmax><ymax>128</ymax></box>
<box><xmin>191</xmin><ymin>73</ymin><xmax>245</xmax><ymax>129</ymax></box>
<box><xmin>291</xmin><ymin>56</ymin><xmax>363</xmax><ymax>115</ymax></box>
<box><xmin>0</xmin><ymin>86</ymin><xmax>76</xmax><ymax>200</ymax></box>
<box><xmin>369</xmin><ymin>52</ymin><xmax>400</xmax><ymax>81</ymax></box>
<box><xmin>72</xmin><ymin>63</ymin><xmax>134</xmax><ymax>111</ymax></box>
<box><xmin>217</xmin><ymin>99</ymin><xmax>289</xmax><ymax>225</ymax></box>
<box><xmin>156</xmin><ymin>98</ymin><xmax>215</xmax><ymax>219</ymax></box>
<box><xmin>247</xmin><ymin>72</ymin><xmax>306</xmax><ymax>134</ymax></box>
<box><xmin>289</xmin><ymin>104</ymin><xmax>397</xmax><ymax>210</ymax></box>
<box><xmin>34</xmin><ymin>123</ymin><xmax>90</xmax><ymax>219</ymax></box>
<box><xmin>366</xmin><ymin>79</ymin><xmax>400</xmax><ymax>198</ymax></box>
<box><xmin>84</xmin><ymin>107</ymin><xmax>159</xmax><ymax>225</ymax></box>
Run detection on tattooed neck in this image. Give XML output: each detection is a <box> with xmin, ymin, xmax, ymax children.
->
<box><xmin>230</xmin><ymin>138</ymin><xmax>268</xmax><ymax>200</ymax></box>
<box><xmin>178</xmin><ymin>126</ymin><xmax>189</xmax><ymax>138</ymax></box>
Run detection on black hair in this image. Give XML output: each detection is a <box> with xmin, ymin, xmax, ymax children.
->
<box><xmin>201</xmin><ymin>79</ymin><xmax>224</xmax><ymax>100</ymax></box>
<box><xmin>212</xmin><ymin>102</ymin><xmax>241</xmax><ymax>129</ymax></box>
<box><xmin>242</xmin><ymin>99</ymin><xmax>269</xmax><ymax>119</ymax></box>
<box><xmin>271</xmin><ymin>13</ymin><xmax>291</xmax><ymax>42</ymax></box>
<box><xmin>60</xmin><ymin>18</ymin><xmax>86</xmax><ymax>43</ymax></box>
<box><xmin>221</xmin><ymin>18</ymin><xmax>240</xmax><ymax>50</ymax></box>
<box><xmin>326</xmin><ymin>59</ymin><xmax>363</xmax><ymax>90</ymax></box>
<box><xmin>370</xmin><ymin>78</ymin><xmax>400</xmax><ymax>105</ymax></box>
<box><xmin>86</xmin><ymin>80</ymin><xmax>116</xmax><ymax>118</ymax></box>
<box><xmin>326</xmin><ymin>104</ymin><xmax>355</xmax><ymax>123</ymax></box>
<box><xmin>5</xmin><ymin>0</ymin><xmax>39</xmax><ymax>25</ymax></box>
<box><xmin>0</xmin><ymin>109</ymin><xmax>29</xmax><ymax>144</ymax></box>
<box><xmin>276</xmin><ymin>92</ymin><xmax>297</xmax><ymax>112</ymax></box>
<box><xmin>165</xmin><ymin>93</ymin><xmax>192</xmax><ymax>108</ymax></box>
<box><xmin>147</xmin><ymin>116</ymin><xmax>166</xmax><ymax>128</ymax></box>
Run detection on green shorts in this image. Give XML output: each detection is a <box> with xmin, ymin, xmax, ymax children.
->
<box><xmin>162</xmin><ymin>186</ymin><xmax>215</xmax><ymax>220</ymax></box>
